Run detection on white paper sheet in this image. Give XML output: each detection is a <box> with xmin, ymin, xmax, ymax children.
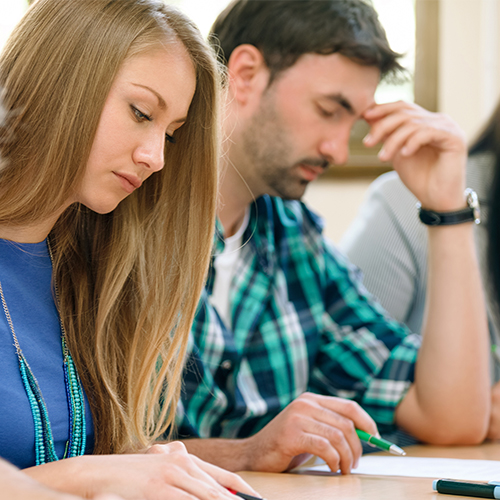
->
<box><xmin>296</xmin><ymin>456</ymin><xmax>500</xmax><ymax>482</ymax></box>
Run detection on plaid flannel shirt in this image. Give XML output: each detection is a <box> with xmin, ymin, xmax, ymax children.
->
<box><xmin>176</xmin><ymin>195</ymin><xmax>421</xmax><ymax>439</ymax></box>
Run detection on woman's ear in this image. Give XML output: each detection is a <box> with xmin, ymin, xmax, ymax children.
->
<box><xmin>226</xmin><ymin>44</ymin><xmax>270</xmax><ymax>107</ymax></box>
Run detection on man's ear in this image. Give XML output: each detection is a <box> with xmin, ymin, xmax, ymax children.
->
<box><xmin>226</xmin><ymin>44</ymin><xmax>270</xmax><ymax>107</ymax></box>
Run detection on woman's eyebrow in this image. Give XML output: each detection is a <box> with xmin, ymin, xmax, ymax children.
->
<box><xmin>131</xmin><ymin>83</ymin><xmax>188</xmax><ymax>123</ymax></box>
<box><xmin>132</xmin><ymin>83</ymin><xmax>166</xmax><ymax>110</ymax></box>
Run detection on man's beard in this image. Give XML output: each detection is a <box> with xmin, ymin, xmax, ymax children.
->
<box><xmin>239</xmin><ymin>94</ymin><xmax>328</xmax><ymax>201</ymax></box>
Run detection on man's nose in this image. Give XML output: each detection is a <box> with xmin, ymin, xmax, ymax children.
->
<box><xmin>318</xmin><ymin>129</ymin><xmax>351</xmax><ymax>166</ymax></box>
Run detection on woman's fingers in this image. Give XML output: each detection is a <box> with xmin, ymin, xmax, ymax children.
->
<box><xmin>148</xmin><ymin>441</ymin><xmax>261</xmax><ymax>499</ymax></box>
<box><xmin>191</xmin><ymin>456</ymin><xmax>262</xmax><ymax>498</ymax></box>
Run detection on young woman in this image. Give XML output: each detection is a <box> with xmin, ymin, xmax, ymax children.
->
<box><xmin>0</xmin><ymin>0</ymin><xmax>258</xmax><ymax>498</ymax></box>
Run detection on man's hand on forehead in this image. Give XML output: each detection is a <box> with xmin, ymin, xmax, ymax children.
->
<box><xmin>359</xmin><ymin>101</ymin><xmax>467</xmax><ymax>212</ymax></box>
<box><xmin>361</xmin><ymin>101</ymin><xmax>466</xmax><ymax>162</ymax></box>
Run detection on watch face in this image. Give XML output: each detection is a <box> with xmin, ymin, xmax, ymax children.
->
<box><xmin>473</xmin><ymin>206</ymin><xmax>481</xmax><ymax>224</ymax></box>
<box><xmin>465</xmin><ymin>188</ymin><xmax>481</xmax><ymax>224</ymax></box>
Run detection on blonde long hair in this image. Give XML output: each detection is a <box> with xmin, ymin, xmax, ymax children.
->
<box><xmin>0</xmin><ymin>0</ymin><xmax>220</xmax><ymax>454</ymax></box>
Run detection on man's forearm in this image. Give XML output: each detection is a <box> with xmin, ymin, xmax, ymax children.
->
<box><xmin>396</xmin><ymin>223</ymin><xmax>490</xmax><ymax>443</ymax></box>
<box><xmin>182</xmin><ymin>438</ymin><xmax>251</xmax><ymax>472</ymax></box>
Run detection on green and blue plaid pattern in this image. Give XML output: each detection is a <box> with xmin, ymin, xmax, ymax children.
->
<box><xmin>177</xmin><ymin>196</ymin><xmax>421</xmax><ymax>439</ymax></box>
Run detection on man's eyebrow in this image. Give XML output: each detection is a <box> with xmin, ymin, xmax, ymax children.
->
<box><xmin>131</xmin><ymin>83</ymin><xmax>188</xmax><ymax>124</ymax></box>
<box><xmin>325</xmin><ymin>93</ymin><xmax>356</xmax><ymax>115</ymax></box>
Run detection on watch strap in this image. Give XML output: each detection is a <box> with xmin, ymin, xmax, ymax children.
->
<box><xmin>418</xmin><ymin>206</ymin><xmax>475</xmax><ymax>226</ymax></box>
<box><xmin>417</xmin><ymin>188</ymin><xmax>481</xmax><ymax>226</ymax></box>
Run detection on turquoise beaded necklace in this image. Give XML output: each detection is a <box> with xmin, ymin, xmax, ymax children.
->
<box><xmin>0</xmin><ymin>241</ymin><xmax>86</xmax><ymax>465</ymax></box>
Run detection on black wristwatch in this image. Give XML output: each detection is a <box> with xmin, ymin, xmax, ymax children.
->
<box><xmin>417</xmin><ymin>188</ymin><xmax>481</xmax><ymax>226</ymax></box>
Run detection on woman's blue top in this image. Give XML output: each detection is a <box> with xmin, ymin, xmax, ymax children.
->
<box><xmin>0</xmin><ymin>238</ymin><xmax>94</xmax><ymax>468</ymax></box>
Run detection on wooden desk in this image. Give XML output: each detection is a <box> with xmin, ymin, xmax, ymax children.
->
<box><xmin>238</xmin><ymin>443</ymin><xmax>500</xmax><ymax>500</ymax></box>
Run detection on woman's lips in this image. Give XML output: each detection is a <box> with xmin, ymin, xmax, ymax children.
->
<box><xmin>113</xmin><ymin>171</ymin><xmax>142</xmax><ymax>193</ymax></box>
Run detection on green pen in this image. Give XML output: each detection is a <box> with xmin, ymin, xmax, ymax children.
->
<box><xmin>356</xmin><ymin>429</ymin><xmax>406</xmax><ymax>456</ymax></box>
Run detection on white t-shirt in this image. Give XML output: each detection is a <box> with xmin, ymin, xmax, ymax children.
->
<box><xmin>210</xmin><ymin>208</ymin><xmax>250</xmax><ymax>326</ymax></box>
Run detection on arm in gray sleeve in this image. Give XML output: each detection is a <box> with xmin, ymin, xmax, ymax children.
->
<box><xmin>339</xmin><ymin>171</ymin><xmax>428</xmax><ymax>334</ymax></box>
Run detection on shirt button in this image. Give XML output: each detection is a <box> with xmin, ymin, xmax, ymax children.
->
<box><xmin>220</xmin><ymin>360</ymin><xmax>232</xmax><ymax>370</ymax></box>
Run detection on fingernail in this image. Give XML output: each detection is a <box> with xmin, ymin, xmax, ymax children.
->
<box><xmin>378</xmin><ymin>148</ymin><xmax>387</xmax><ymax>160</ymax></box>
<box><xmin>363</xmin><ymin>134</ymin><xmax>372</xmax><ymax>144</ymax></box>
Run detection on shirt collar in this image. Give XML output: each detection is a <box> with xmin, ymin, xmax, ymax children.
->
<box><xmin>213</xmin><ymin>195</ymin><xmax>277</xmax><ymax>277</ymax></box>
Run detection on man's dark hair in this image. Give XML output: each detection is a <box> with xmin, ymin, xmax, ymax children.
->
<box><xmin>210</xmin><ymin>0</ymin><xmax>404</xmax><ymax>81</ymax></box>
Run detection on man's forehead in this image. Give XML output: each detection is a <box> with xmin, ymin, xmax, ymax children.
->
<box><xmin>275</xmin><ymin>52</ymin><xmax>380</xmax><ymax>115</ymax></box>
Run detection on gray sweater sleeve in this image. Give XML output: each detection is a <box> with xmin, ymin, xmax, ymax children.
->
<box><xmin>340</xmin><ymin>159</ymin><xmax>500</xmax><ymax>382</ymax></box>
<box><xmin>339</xmin><ymin>171</ymin><xmax>428</xmax><ymax>334</ymax></box>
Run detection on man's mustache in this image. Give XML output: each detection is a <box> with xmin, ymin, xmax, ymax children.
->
<box><xmin>296</xmin><ymin>158</ymin><xmax>329</xmax><ymax>169</ymax></box>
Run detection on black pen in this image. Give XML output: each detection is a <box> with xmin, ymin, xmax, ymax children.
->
<box><xmin>433</xmin><ymin>479</ymin><xmax>500</xmax><ymax>498</ymax></box>
<box><xmin>226</xmin><ymin>487</ymin><xmax>264</xmax><ymax>500</ymax></box>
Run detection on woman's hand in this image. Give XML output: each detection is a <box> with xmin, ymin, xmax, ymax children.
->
<box><xmin>26</xmin><ymin>441</ymin><xmax>261</xmax><ymax>500</ymax></box>
<box><xmin>146</xmin><ymin>441</ymin><xmax>261</xmax><ymax>498</ymax></box>
<box><xmin>0</xmin><ymin>458</ymin><xmax>123</xmax><ymax>500</ymax></box>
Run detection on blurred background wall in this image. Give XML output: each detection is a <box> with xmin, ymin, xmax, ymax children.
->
<box><xmin>1</xmin><ymin>0</ymin><xmax>498</xmax><ymax>242</ymax></box>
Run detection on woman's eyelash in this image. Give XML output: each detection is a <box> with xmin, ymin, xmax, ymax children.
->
<box><xmin>131</xmin><ymin>105</ymin><xmax>176</xmax><ymax>144</ymax></box>
<box><xmin>131</xmin><ymin>105</ymin><xmax>151</xmax><ymax>122</ymax></box>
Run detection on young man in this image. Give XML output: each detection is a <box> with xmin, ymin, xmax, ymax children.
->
<box><xmin>176</xmin><ymin>0</ymin><xmax>490</xmax><ymax>473</ymax></box>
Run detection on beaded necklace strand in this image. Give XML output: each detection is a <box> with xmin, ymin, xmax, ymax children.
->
<box><xmin>0</xmin><ymin>240</ymin><xmax>86</xmax><ymax>465</ymax></box>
